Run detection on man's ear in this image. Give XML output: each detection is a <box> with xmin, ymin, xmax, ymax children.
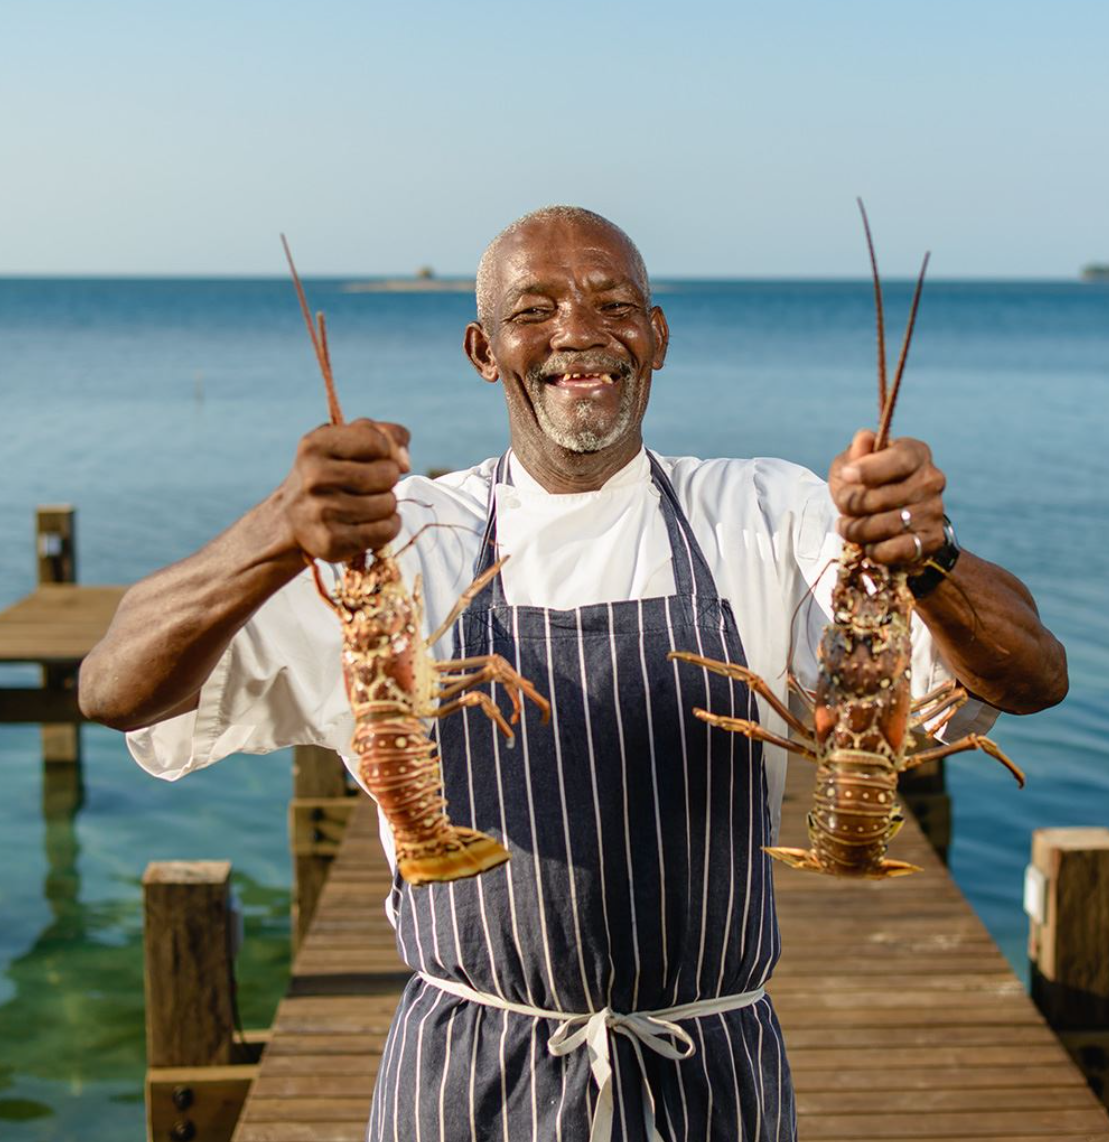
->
<box><xmin>650</xmin><ymin>307</ymin><xmax>670</xmax><ymax>371</ymax></box>
<box><xmin>464</xmin><ymin>322</ymin><xmax>499</xmax><ymax>383</ymax></box>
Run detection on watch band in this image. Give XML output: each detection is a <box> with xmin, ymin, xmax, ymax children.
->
<box><xmin>908</xmin><ymin>515</ymin><xmax>960</xmax><ymax>599</ymax></box>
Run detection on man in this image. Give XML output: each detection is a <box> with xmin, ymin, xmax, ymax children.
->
<box><xmin>81</xmin><ymin>206</ymin><xmax>1067</xmax><ymax>1140</ymax></box>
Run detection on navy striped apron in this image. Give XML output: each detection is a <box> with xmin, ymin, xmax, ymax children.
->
<box><xmin>368</xmin><ymin>452</ymin><xmax>796</xmax><ymax>1141</ymax></box>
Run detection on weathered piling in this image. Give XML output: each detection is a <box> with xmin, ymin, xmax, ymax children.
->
<box><xmin>899</xmin><ymin>755</ymin><xmax>951</xmax><ymax>861</ymax></box>
<box><xmin>289</xmin><ymin>744</ymin><xmax>357</xmax><ymax>952</ymax></box>
<box><xmin>143</xmin><ymin>860</ymin><xmax>261</xmax><ymax>1142</ymax></box>
<box><xmin>36</xmin><ymin>506</ymin><xmax>83</xmax><ymax>814</ymax></box>
<box><xmin>1028</xmin><ymin>826</ymin><xmax>1109</xmax><ymax>1105</ymax></box>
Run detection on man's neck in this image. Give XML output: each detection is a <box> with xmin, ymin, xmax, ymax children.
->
<box><xmin>508</xmin><ymin>432</ymin><xmax>644</xmax><ymax>493</ymax></box>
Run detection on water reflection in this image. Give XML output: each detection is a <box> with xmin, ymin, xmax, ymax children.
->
<box><xmin>0</xmin><ymin>754</ymin><xmax>291</xmax><ymax>1137</ymax></box>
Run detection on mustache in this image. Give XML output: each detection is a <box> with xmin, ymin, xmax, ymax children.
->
<box><xmin>528</xmin><ymin>352</ymin><xmax>633</xmax><ymax>384</ymax></box>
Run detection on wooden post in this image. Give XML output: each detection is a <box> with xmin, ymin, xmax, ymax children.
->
<box><xmin>1028</xmin><ymin>827</ymin><xmax>1109</xmax><ymax>1105</ymax></box>
<box><xmin>143</xmin><ymin>860</ymin><xmax>260</xmax><ymax>1141</ymax></box>
<box><xmin>37</xmin><ymin>506</ymin><xmax>83</xmax><ymax>815</ymax></box>
<box><xmin>293</xmin><ymin>743</ymin><xmax>349</xmax><ymax>800</ymax></box>
<box><xmin>143</xmin><ymin>861</ymin><xmax>237</xmax><ymax>1068</ymax></box>
<box><xmin>290</xmin><ymin>745</ymin><xmax>355</xmax><ymax>952</ymax></box>
<box><xmin>900</xmin><ymin>757</ymin><xmax>951</xmax><ymax>862</ymax></box>
<box><xmin>37</xmin><ymin>504</ymin><xmax>77</xmax><ymax>586</ymax></box>
<box><xmin>145</xmin><ymin>1066</ymin><xmax>255</xmax><ymax>1142</ymax></box>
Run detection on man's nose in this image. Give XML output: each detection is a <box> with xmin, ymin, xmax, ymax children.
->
<box><xmin>549</xmin><ymin>301</ymin><xmax>606</xmax><ymax>350</ymax></box>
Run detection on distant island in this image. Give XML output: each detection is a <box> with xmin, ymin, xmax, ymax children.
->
<box><xmin>1080</xmin><ymin>264</ymin><xmax>1109</xmax><ymax>282</ymax></box>
<box><xmin>342</xmin><ymin>266</ymin><xmax>475</xmax><ymax>293</ymax></box>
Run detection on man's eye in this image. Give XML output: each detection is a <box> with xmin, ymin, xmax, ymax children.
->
<box><xmin>600</xmin><ymin>301</ymin><xmax>634</xmax><ymax>314</ymax></box>
<box><xmin>510</xmin><ymin>306</ymin><xmax>550</xmax><ymax>321</ymax></box>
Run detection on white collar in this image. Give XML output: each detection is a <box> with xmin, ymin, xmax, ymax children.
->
<box><xmin>507</xmin><ymin>448</ymin><xmax>652</xmax><ymax>498</ymax></box>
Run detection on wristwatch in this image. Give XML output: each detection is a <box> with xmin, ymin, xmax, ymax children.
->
<box><xmin>908</xmin><ymin>515</ymin><xmax>960</xmax><ymax>599</ymax></box>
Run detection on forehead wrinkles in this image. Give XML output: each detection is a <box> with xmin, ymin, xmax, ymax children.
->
<box><xmin>483</xmin><ymin>219</ymin><xmax>649</xmax><ymax>323</ymax></box>
<box><xmin>504</xmin><ymin>269</ymin><xmax>639</xmax><ymax>309</ymax></box>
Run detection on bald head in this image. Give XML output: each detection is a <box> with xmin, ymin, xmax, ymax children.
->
<box><xmin>474</xmin><ymin>206</ymin><xmax>650</xmax><ymax>328</ymax></box>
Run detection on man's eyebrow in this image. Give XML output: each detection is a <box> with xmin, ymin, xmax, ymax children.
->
<box><xmin>503</xmin><ymin>275</ymin><xmax>642</xmax><ymax>308</ymax></box>
<box><xmin>589</xmin><ymin>275</ymin><xmax>639</xmax><ymax>294</ymax></box>
<box><xmin>503</xmin><ymin>281</ymin><xmax>557</xmax><ymax>307</ymax></box>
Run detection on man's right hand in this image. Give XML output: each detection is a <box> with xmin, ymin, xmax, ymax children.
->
<box><xmin>276</xmin><ymin>419</ymin><xmax>411</xmax><ymax>562</ymax></box>
<box><xmin>79</xmin><ymin>417</ymin><xmax>412</xmax><ymax>730</ymax></box>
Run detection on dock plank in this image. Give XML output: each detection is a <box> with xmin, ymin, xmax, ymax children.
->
<box><xmin>0</xmin><ymin>584</ymin><xmax>126</xmax><ymax>663</ymax></box>
<box><xmin>231</xmin><ymin>757</ymin><xmax>1109</xmax><ymax>1140</ymax></box>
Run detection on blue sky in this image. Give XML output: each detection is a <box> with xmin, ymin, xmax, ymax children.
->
<box><xmin>2</xmin><ymin>0</ymin><xmax>1105</xmax><ymax>277</ymax></box>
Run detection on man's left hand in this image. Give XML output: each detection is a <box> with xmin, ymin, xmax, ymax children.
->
<box><xmin>828</xmin><ymin>429</ymin><xmax>946</xmax><ymax>567</ymax></box>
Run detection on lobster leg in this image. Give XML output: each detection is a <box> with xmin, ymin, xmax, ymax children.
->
<box><xmin>905</xmin><ymin>733</ymin><xmax>1026</xmax><ymax>787</ymax></box>
<box><xmin>433</xmin><ymin>690</ymin><xmax>516</xmax><ymax>741</ymax></box>
<box><xmin>908</xmin><ymin>706</ymin><xmax>963</xmax><ymax>753</ymax></box>
<box><xmin>424</xmin><ymin>558</ymin><xmax>508</xmax><ymax>648</ymax></box>
<box><xmin>691</xmin><ymin>709</ymin><xmax>817</xmax><ymax>760</ymax></box>
<box><xmin>433</xmin><ymin>655</ymin><xmax>551</xmax><ymax>725</ymax></box>
<box><xmin>910</xmin><ymin>679</ymin><xmax>958</xmax><ymax>711</ymax></box>
<box><xmin>788</xmin><ymin>675</ymin><xmax>817</xmax><ymax>714</ymax></box>
<box><xmin>911</xmin><ymin>688</ymin><xmax>967</xmax><ymax>726</ymax></box>
<box><xmin>668</xmin><ymin>651</ymin><xmax>816</xmax><ymax>740</ymax></box>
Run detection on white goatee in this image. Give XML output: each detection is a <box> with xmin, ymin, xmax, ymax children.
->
<box><xmin>523</xmin><ymin>375</ymin><xmax>642</xmax><ymax>453</ymax></box>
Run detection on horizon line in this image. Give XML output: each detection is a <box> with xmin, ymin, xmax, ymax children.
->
<box><xmin>0</xmin><ymin>271</ymin><xmax>1091</xmax><ymax>284</ymax></box>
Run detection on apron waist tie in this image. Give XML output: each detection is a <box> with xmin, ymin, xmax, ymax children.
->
<box><xmin>417</xmin><ymin>970</ymin><xmax>766</xmax><ymax>1142</ymax></box>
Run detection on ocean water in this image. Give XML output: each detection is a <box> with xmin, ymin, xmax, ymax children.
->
<box><xmin>1</xmin><ymin>276</ymin><xmax>1107</xmax><ymax>1138</ymax></box>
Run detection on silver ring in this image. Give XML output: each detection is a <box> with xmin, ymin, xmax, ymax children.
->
<box><xmin>911</xmin><ymin>533</ymin><xmax>923</xmax><ymax>561</ymax></box>
<box><xmin>900</xmin><ymin>508</ymin><xmax>913</xmax><ymax>532</ymax></box>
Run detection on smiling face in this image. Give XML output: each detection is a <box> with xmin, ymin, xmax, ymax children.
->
<box><xmin>465</xmin><ymin>212</ymin><xmax>669</xmax><ymax>492</ymax></box>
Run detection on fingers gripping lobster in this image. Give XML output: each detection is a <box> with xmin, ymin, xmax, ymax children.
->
<box><xmin>282</xmin><ymin>238</ymin><xmax>550</xmax><ymax>885</ymax></box>
<box><xmin>669</xmin><ymin>204</ymin><xmax>1024</xmax><ymax>879</ymax></box>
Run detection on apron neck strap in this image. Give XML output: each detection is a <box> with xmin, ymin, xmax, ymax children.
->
<box><xmin>644</xmin><ymin>451</ymin><xmax>719</xmax><ymax>598</ymax></box>
<box><xmin>472</xmin><ymin>452</ymin><xmax>511</xmax><ymax>589</ymax></box>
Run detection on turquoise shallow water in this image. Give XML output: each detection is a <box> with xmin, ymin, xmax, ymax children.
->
<box><xmin>1</xmin><ymin>277</ymin><xmax>1107</xmax><ymax>1138</ymax></box>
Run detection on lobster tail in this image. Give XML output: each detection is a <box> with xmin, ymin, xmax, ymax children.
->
<box><xmin>398</xmin><ymin>829</ymin><xmax>510</xmax><ymax>887</ymax></box>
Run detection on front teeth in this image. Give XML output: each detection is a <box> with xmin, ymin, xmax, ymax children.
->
<box><xmin>561</xmin><ymin>373</ymin><xmax>614</xmax><ymax>384</ymax></box>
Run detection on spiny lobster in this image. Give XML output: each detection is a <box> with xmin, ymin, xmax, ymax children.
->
<box><xmin>669</xmin><ymin>204</ymin><xmax>1024</xmax><ymax>878</ymax></box>
<box><xmin>282</xmin><ymin>237</ymin><xmax>550</xmax><ymax>885</ymax></box>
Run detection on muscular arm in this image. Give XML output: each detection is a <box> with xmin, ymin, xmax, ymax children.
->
<box><xmin>829</xmin><ymin>429</ymin><xmax>1068</xmax><ymax>715</ymax></box>
<box><xmin>911</xmin><ymin>550</ymin><xmax>1065</xmax><ymax>714</ymax></box>
<box><xmin>79</xmin><ymin>420</ymin><xmax>409</xmax><ymax>731</ymax></box>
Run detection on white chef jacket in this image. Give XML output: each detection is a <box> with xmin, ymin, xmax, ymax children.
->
<box><xmin>127</xmin><ymin>448</ymin><xmax>996</xmax><ymax>848</ymax></box>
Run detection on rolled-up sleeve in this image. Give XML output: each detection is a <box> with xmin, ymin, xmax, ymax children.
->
<box><xmin>126</xmin><ymin>566</ymin><xmax>353</xmax><ymax>781</ymax></box>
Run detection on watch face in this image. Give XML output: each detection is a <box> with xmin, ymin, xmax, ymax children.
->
<box><xmin>937</xmin><ymin>516</ymin><xmax>960</xmax><ymax>572</ymax></box>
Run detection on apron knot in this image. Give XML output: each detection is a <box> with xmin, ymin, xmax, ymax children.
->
<box><xmin>418</xmin><ymin>972</ymin><xmax>764</xmax><ymax>1142</ymax></box>
<box><xmin>547</xmin><ymin>1007</ymin><xmax>696</xmax><ymax>1142</ymax></box>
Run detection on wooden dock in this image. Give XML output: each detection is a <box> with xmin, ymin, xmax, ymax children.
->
<box><xmin>0</xmin><ymin>506</ymin><xmax>125</xmax><ymax>726</ymax></box>
<box><xmin>773</xmin><ymin>761</ymin><xmax>1109</xmax><ymax>1140</ymax></box>
<box><xmin>0</xmin><ymin>584</ymin><xmax>126</xmax><ymax>721</ymax></box>
<box><xmin>229</xmin><ymin>759</ymin><xmax>1109</xmax><ymax>1141</ymax></box>
<box><xmin>231</xmin><ymin>801</ymin><xmax>403</xmax><ymax>1140</ymax></box>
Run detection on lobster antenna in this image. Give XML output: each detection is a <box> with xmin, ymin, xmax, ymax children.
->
<box><xmin>316</xmin><ymin>311</ymin><xmax>340</xmax><ymax>421</ymax></box>
<box><xmin>857</xmin><ymin>198</ymin><xmax>888</xmax><ymax>417</ymax></box>
<box><xmin>784</xmin><ymin>557</ymin><xmax>837</xmax><ymax>678</ymax></box>
<box><xmin>281</xmin><ymin>234</ymin><xmax>345</xmax><ymax>426</ymax></box>
<box><xmin>874</xmin><ymin>250</ymin><xmax>930</xmax><ymax>451</ymax></box>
